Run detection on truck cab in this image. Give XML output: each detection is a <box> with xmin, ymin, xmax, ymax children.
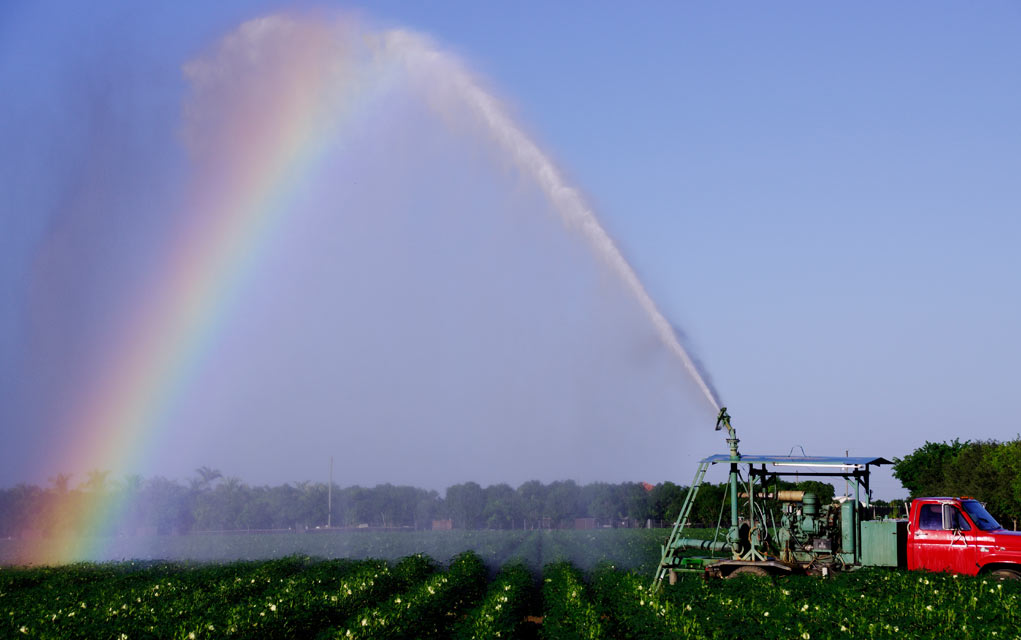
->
<box><xmin>908</xmin><ymin>498</ymin><xmax>1021</xmax><ymax>579</ymax></box>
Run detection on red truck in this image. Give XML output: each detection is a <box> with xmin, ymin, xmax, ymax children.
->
<box><xmin>908</xmin><ymin>497</ymin><xmax>1021</xmax><ymax>579</ymax></box>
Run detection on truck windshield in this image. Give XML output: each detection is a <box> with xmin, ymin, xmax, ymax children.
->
<box><xmin>962</xmin><ymin>500</ymin><xmax>1001</xmax><ymax>531</ymax></box>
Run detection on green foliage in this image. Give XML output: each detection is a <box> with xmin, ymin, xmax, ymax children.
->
<box><xmin>452</xmin><ymin>563</ymin><xmax>531</xmax><ymax>639</ymax></box>
<box><xmin>333</xmin><ymin>551</ymin><xmax>487</xmax><ymax>639</ymax></box>
<box><xmin>894</xmin><ymin>438</ymin><xmax>1021</xmax><ymax>524</ymax></box>
<box><xmin>659</xmin><ymin>569</ymin><xmax>1021</xmax><ymax>640</ymax></box>
<box><xmin>0</xmin><ymin>477</ymin><xmax>691</xmax><ymax>541</ymax></box>
<box><xmin>648</xmin><ymin>482</ymin><xmax>685</xmax><ymax>521</ymax></box>
<box><xmin>893</xmin><ymin>439</ymin><xmax>967</xmax><ymax>498</ymax></box>
<box><xmin>3</xmin><ymin>549</ymin><xmax>1021</xmax><ymax>639</ymax></box>
<box><xmin>445</xmin><ymin>483</ymin><xmax>483</xmax><ymax>526</ymax></box>
<box><xmin>545</xmin><ymin>481</ymin><xmax>582</xmax><ymax>528</ymax></box>
<box><xmin>590</xmin><ymin>564</ymin><xmax>698</xmax><ymax>638</ymax></box>
<box><xmin>541</xmin><ymin>562</ymin><xmax>604</xmax><ymax>639</ymax></box>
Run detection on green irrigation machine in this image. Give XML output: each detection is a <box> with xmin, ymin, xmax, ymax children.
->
<box><xmin>654</xmin><ymin>408</ymin><xmax>893</xmax><ymax>587</ymax></box>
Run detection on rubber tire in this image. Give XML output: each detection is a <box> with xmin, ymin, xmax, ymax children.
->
<box><xmin>990</xmin><ymin>568</ymin><xmax>1021</xmax><ymax>581</ymax></box>
<box><xmin>727</xmin><ymin>565</ymin><xmax>770</xmax><ymax>578</ymax></box>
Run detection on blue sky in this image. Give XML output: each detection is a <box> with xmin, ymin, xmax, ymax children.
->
<box><xmin>2</xmin><ymin>2</ymin><xmax>1019</xmax><ymax>498</ymax></box>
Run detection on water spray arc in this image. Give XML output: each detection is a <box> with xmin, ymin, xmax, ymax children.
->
<box><xmin>383</xmin><ymin>30</ymin><xmax>720</xmax><ymax>411</ymax></box>
<box><xmin>14</xmin><ymin>14</ymin><xmax>723</xmax><ymax>564</ymax></box>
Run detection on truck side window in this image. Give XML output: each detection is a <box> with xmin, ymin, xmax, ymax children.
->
<box><xmin>919</xmin><ymin>504</ymin><xmax>942</xmax><ymax>530</ymax></box>
<box><xmin>949</xmin><ymin>507</ymin><xmax>971</xmax><ymax>531</ymax></box>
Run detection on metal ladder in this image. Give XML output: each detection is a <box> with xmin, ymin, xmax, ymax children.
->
<box><xmin>653</xmin><ymin>460</ymin><xmax>709</xmax><ymax>589</ymax></box>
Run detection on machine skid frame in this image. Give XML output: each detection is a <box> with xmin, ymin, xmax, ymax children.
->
<box><xmin>653</xmin><ymin>408</ymin><xmax>890</xmax><ymax>589</ymax></box>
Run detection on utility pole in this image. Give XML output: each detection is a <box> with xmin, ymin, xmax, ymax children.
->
<box><xmin>845</xmin><ymin>449</ymin><xmax>850</xmax><ymax>499</ymax></box>
<box><xmin>328</xmin><ymin>457</ymin><xmax>333</xmax><ymax>528</ymax></box>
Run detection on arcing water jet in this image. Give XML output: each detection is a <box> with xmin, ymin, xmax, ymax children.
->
<box><xmin>380</xmin><ymin>28</ymin><xmax>721</xmax><ymax>410</ymax></box>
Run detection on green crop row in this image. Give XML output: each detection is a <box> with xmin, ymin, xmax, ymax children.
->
<box><xmin>3</xmin><ymin>557</ymin><xmax>319</xmax><ymax>639</ymax></box>
<box><xmin>186</xmin><ymin>554</ymin><xmax>434</xmax><ymax>639</ymax></box>
<box><xmin>5</xmin><ymin>553</ymin><xmax>1021</xmax><ymax>639</ymax></box>
<box><xmin>658</xmin><ymin>568</ymin><xmax>1021</xmax><ymax>640</ymax></box>
<box><xmin>452</xmin><ymin>563</ymin><xmax>532</xmax><ymax>639</ymax></box>
<box><xmin>589</xmin><ymin>564</ymin><xmax>699</xmax><ymax>639</ymax></box>
<box><xmin>540</xmin><ymin>562</ymin><xmax>604</xmax><ymax>639</ymax></box>
<box><xmin>331</xmin><ymin>551</ymin><xmax>487</xmax><ymax>640</ymax></box>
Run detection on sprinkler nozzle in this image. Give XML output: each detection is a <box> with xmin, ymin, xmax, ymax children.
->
<box><xmin>715</xmin><ymin>407</ymin><xmax>730</xmax><ymax>431</ymax></box>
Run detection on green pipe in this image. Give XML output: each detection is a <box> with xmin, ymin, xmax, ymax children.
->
<box><xmin>729</xmin><ymin>465</ymin><xmax>739</xmax><ymax>529</ymax></box>
<box><xmin>853</xmin><ymin>476</ymin><xmax>861</xmax><ymax>564</ymax></box>
<box><xmin>672</xmin><ymin>538</ymin><xmax>731</xmax><ymax>552</ymax></box>
<box><xmin>718</xmin><ymin>407</ymin><xmax>742</xmax><ymax>557</ymax></box>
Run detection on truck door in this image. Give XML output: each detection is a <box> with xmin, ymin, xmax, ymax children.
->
<box><xmin>912</xmin><ymin>502</ymin><xmax>977</xmax><ymax>575</ymax></box>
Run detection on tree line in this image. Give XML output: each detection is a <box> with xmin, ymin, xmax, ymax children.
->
<box><xmin>0</xmin><ymin>467</ymin><xmax>837</xmax><ymax>538</ymax></box>
<box><xmin>892</xmin><ymin>437</ymin><xmax>1021</xmax><ymax>527</ymax></box>
<box><xmin>8</xmin><ymin>435</ymin><xmax>1015</xmax><ymax>538</ymax></box>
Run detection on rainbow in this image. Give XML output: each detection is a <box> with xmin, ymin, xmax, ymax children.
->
<box><xmin>26</xmin><ymin>16</ymin><xmax>389</xmax><ymax>564</ymax></box>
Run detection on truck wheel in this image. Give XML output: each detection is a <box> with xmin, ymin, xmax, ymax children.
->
<box><xmin>990</xmin><ymin>569</ymin><xmax>1021</xmax><ymax>581</ymax></box>
<box><xmin>727</xmin><ymin>566</ymin><xmax>769</xmax><ymax>578</ymax></box>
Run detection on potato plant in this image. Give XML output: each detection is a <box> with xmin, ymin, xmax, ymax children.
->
<box><xmin>590</xmin><ymin>564</ymin><xmax>699</xmax><ymax>639</ymax></box>
<box><xmin>540</xmin><ymin>562</ymin><xmax>604</xmax><ymax>640</ymax></box>
<box><xmin>331</xmin><ymin>551</ymin><xmax>487</xmax><ymax>640</ymax></box>
<box><xmin>4</xmin><ymin>538</ymin><xmax>1021</xmax><ymax>639</ymax></box>
<box><xmin>452</xmin><ymin>563</ymin><xmax>532</xmax><ymax>639</ymax></box>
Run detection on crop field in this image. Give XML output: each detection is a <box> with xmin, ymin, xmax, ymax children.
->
<box><xmin>2</xmin><ymin>530</ymin><xmax>1020</xmax><ymax>639</ymax></box>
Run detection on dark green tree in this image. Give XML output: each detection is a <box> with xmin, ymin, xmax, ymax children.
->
<box><xmin>446</xmin><ymin>482</ymin><xmax>485</xmax><ymax>529</ymax></box>
<box><xmin>892</xmin><ymin>439</ymin><xmax>967</xmax><ymax>498</ymax></box>
<box><xmin>545</xmin><ymin>480</ymin><xmax>581</xmax><ymax>528</ymax></box>
<box><xmin>517</xmin><ymin>480</ymin><xmax>548</xmax><ymax>529</ymax></box>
